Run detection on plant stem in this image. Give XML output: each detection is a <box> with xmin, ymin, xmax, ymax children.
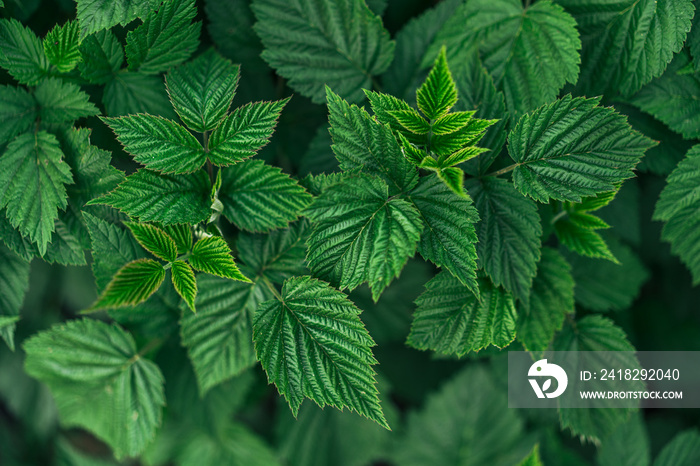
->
<box><xmin>550</xmin><ymin>209</ymin><xmax>569</xmax><ymax>224</ymax></box>
<box><xmin>262</xmin><ymin>276</ymin><xmax>283</xmax><ymax>301</ymax></box>
<box><xmin>485</xmin><ymin>163</ymin><xmax>518</xmax><ymax>177</ymax></box>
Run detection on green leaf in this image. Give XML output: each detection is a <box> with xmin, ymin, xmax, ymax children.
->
<box><xmin>0</xmin><ymin>244</ymin><xmax>30</xmax><ymax>351</ymax></box>
<box><xmin>305</xmin><ymin>174</ymin><xmax>422</xmax><ymax>301</ymax></box>
<box><xmin>408</xmin><ymin>173</ymin><xmax>480</xmax><ymax>297</ymax></box>
<box><xmin>0</xmin><ymin>18</ymin><xmax>49</xmax><ymax>85</ymax></box>
<box><xmin>180</xmin><ymin>275</ymin><xmax>271</xmax><ymax>395</ymax></box>
<box><xmin>597</xmin><ymin>413</ymin><xmax>650</xmax><ymax>466</ymax></box>
<box><xmin>653</xmin><ymin>429</ymin><xmax>700</xmax><ymax>466</ymax></box>
<box><xmin>253</xmin><ymin>276</ymin><xmax>388</xmax><ymax>428</ymax></box>
<box><xmin>436</xmin><ymin>166</ymin><xmax>465</xmax><ymax>198</ymax></box>
<box><xmin>251</xmin><ymin>0</ymin><xmax>394</xmax><ymax>103</ymax></box>
<box><xmin>76</xmin><ymin>0</ymin><xmax>158</xmax><ymax>37</ymax></box>
<box><xmin>218</xmin><ymin>159</ymin><xmax>312</xmax><ymax>232</ymax></box>
<box><xmin>432</xmin><ymin>112</ymin><xmax>476</xmax><ymax>136</ymax></box>
<box><xmin>0</xmin><ymin>85</ymin><xmax>37</xmax><ymax>145</ymax></box>
<box><xmin>43</xmin><ymin>20</ymin><xmax>81</xmax><ymax>73</ymax></box>
<box><xmin>34</xmin><ymin>78</ymin><xmax>99</xmax><ymax>124</ymax></box>
<box><xmin>394</xmin><ymin>365</ymin><xmax>533</xmax><ymax>466</ymax></box>
<box><xmin>89</xmin><ymin>169</ymin><xmax>212</xmax><ymax>225</ymax></box>
<box><xmin>84</xmin><ymin>213</ymin><xmax>147</xmax><ymax>292</ymax></box>
<box><xmin>90</xmin><ymin>259</ymin><xmax>166</xmax><ymax>310</ymax></box>
<box><xmin>383</xmin><ymin>0</ymin><xmax>462</xmax><ymax>101</ymax></box>
<box><xmin>207</xmin><ymin>99</ymin><xmax>289</xmax><ymax>166</ymax></box>
<box><xmin>516</xmin><ymin>248</ymin><xmax>574</xmax><ymax>352</ymax></box>
<box><xmin>508</xmin><ymin>95</ymin><xmax>656</xmax><ymax>203</ymax></box>
<box><xmin>690</xmin><ymin>3</ymin><xmax>700</xmax><ymax>73</ymax></box>
<box><xmin>0</xmin><ymin>131</ymin><xmax>72</xmax><ymax>256</ymax></box>
<box><xmin>171</xmin><ymin>260</ymin><xmax>196</xmax><ymax>313</ymax></box>
<box><xmin>237</xmin><ymin>220</ymin><xmax>309</xmax><ymax>284</ymax></box>
<box><xmin>468</xmin><ymin>177</ymin><xmax>541</xmax><ymax>303</ymax></box>
<box><xmin>416</xmin><ymin>47</ymin><xmax>457</xmax><ymax>120</ymax></box>
<box><xmin>102</xmin><ymin>114</ymin><xmax>206</xmax><ymax>174</ymax></box>
<box><xmin>653</xmin><ymin>145</ymin><xmax>700</xmax><ymax>284</ymax></box>
<box><xmin>188</xmin><ymin>236</ymin><xmax>249</xmax><ymax>282</ymax></box>
<box><xmin>557</xmin><ymin>0</ymin><xmax>695</xmax><ymax>97</ymax></box>
<box><xmin>453</xmin><ymin>51</ymin><xmax>508</xmax><ymax>175</ymax></box>
<box><xmin>23</xmin><ymin>319</ymin><xmax>165</xmax><ymax>459</ymax></box>
<box><xmin>364</xmin><ymin>90</ymin><xmax>418</xmax><ymax>142</ymax></box>
<box><xmin>429</xmin><ymin>0</ymin><xmax>580</xmax><ymax>117</ymax></box>
<box><xmin>78</xmin><ymin>29</ymin><xmax>123</xmax><ymax>84</ymax></box>
<box><xmin>566</xmin><ymin>237</ymin><xmax>649</xmax><ymax>312</ymax></box>
<box><xmin>125</xmin><ymin>0</ymin><xmax>200</xmax><ymax>74</ymax></box>
<box><xmin>553</xmin><ymin>315</ymin><xmax>640</xmax><ymax>440</ymax></box>
<box><xmin>177</xmin><ymin>421</ymin><xmax>280</xmax><ymax>466</ymax></box>
<box><xmin>162</xmin><ymin>224</ymin><xmax>192</xmax><ymax>255</ymax></box>
<box><xmin>407</xmin><ymin>273</ymin><xmax>516</xmax><ymax>355</ymax></box>
<box><xmin>327</xmin><ymin>88</ymin><xmax>418</xmax><ymax>194</ymax></box>
<box><xmin>629</xmin><ymin>53</ymin><xmax>700</xmax><ymax>140</ymax></box>
<box><xmin>166</xmin><ymin>50</ymin><xmax>240</xmax><ymax>133</ymax></box>
<box><xmin>555</xmin><ymin>219</ymin><xmax>618</xmax><ymax>263</ymax></box>
<box><xmin>390</xmin><ymin>109</ymin><xmax>431</xmax><ymax>135</ymax></box>
<box><xmin>43</xmin><ymin>217</ymin><xmax>87</xmax><ymax>266</ymax></box>
<box><xmin>103</xmin><ymin>71</ymin><xmax>177</xmax><ymax>118</ymax></box>
<box><xmin>125</xmin><ymin>222</ymin><xmax>178</xmax><ymax>262</ymax></box>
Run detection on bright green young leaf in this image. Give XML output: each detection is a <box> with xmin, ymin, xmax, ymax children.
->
<box><xmin>508</xmin><ymin>95</ymin><xmax>656</xmax><ymax>203</ymax></box>
<box><xmin>102</xmin><ymin>114</ymin><xmax>206</xmax><ymax>174</ymax></box>
<box><xmin>432</xmin><ymin>111</ymin><xmax>475</xmax><ymax>136</ymax></box>
<box><xmin>125</xmin><ymin>0</ymin><xmax>201</xmax><ymax>74</ymax></box>
<box><xmin>554</xmin><ymin>315</ymin><xmax>641</xmax><ymax>441</ymax></box>
<box><xmin>0</xmin><ymin>85</ymin><xmax>37</xmax><ymax>145</ymax></box>
<box><xmin>0</xmin><ymin>131</ymin><xmax>72</xmax><ymax>256</ymax></box>
<box><xmin>89</xmin><ymin>170</ymin><xmax>212</xmax><ymax>225</ymax></box>
<box><xmin>597</xmin><ymin>413</ymin><xmax>650</xmax><ymax>466</ymax></box>
<box><xmin>382</xmin><ymin>0</ymin><xmax>462</xmax><ymax>101</ymax></box>
<box><xmin>364</xmin><ymin>90</ymin><xmax>418</xmax><ymax>143</ymax></box>
<box><xmin>0</xmin><ymin>18</ymin><xmax>49</xmax><ymax>85</ymax></box>
<box><xmin>516</xmin><ymin>248</ymin><xmax>574</xmax><ymax>352</ymax></box>
<box><xmin>78</xmin><ymin>29</ymin><xmax>123</xmax><ymax>84</ymax></box>
<box><xmin>76</xmin><ymin>0</ymin><xmax>158</xmax><ymax>37</ymax></box>
<box><xmin>166</xmin><ymin>50</ymin><xmax>240</xmax><ymax>133</ymax></box>
<box><xmin>171</xmin><ymin>260</ymin><xmax>196</xmax><ymax>313</ymax></box>
<box><xmin>34</xmin><ymin>78</ymin><xmax>99</xmax><ymax>124</ymax></box>
<box><xmin>408</xmin><ymin>173</ymin><xmax>480</xmax><ymax>297</ymax></box>
<box><xmin>557</xmin><ymin>0</ymin><xmax>695</xmax><ymax>97</ymax></box>
<box><xmin>84</xmin><ymin>213</ymin><xmax>147</xmax><ymax>291</ymax></box>
<box><xmin>453</xmin><ymin>51</ymin><xmax>507</xmax><ymax>175</ymax></box>
<box><xmin>327</xmin><ymin>88</ymin><xmax>418</xmax><ymax>194</ymax></box>
<box><xmin>630</xmin><ymin>53</ymin><xmax>700</xmax><ymax>140</ymax></box>
<box><xmin>103</xmin><ymin>71</ymin><xmax>177</xmax><ymax>118</ymax></box>
<box><xmin>0</xmin><ymin>244</ymin><xmax>30</xmax><ymax>351</ymax></box>
<box><xmin>180</xmin><ymin>274</ymin><xmax>271</xmax><ymax>395</ymax></box>
<box><xmin>188</xmin><ymin>236</ymin><xmax>250</xmax><ymax>282</ymax></box>
<box><xmin>125</xmin><ymin>222</ymin><xmax>178</xmax><ymax>262</ymax></box>
<box><xmin>218</xmin><ymin>159</ymin><xmax>312</xmax><ymax>232</ymax></box>
<box><xmin>162</xmin><ymin>224</ymin><xmax>192</xmax><ymax>255</ymax></box>
<box><xmin>43</xmin><ymin>20</ymin><xmax>81</xmax><ymax>72</ymax></box>
<box><xmin>394</xmin><ymin>365</ymin><xmax>533</xmax><ymax>466</ymax></box>
<box><xmin>23</xmin><ymin>319</ymin><xmax>165</xmax><ymax>459</ymax></box>
<box><xmin>654</xmin><ymin>145</ymin><xmax>700</xmax><ymax>284</ymax></box>
<box><xmin>253</xmin><ymin>276</ymin><xmax>388</xmax><ymax>428</ymax></box>
<box><xmin>390</xmin><ymin>109</ymin><xmax>431</xmax><ymax>135</ymax></box>
<box><xmin>177</xmin><ymin>421</ymin><xmax>280</xmax><ymax>466</ymax></box>
<box><xmin>436</xmin><ymin>166</ymin><xmax>465</xmax><ymax>198</ymax></box>
<box><xmin>417</xmin><ymin>47</ymin><xmax>457</xmax><ymax>120</ymax></box>
<box><xmin>428</xmin><ymin>0</ymin><xmax>580</xmax><ymax>117</ymax></box>
<box><xmin>555</xmin><ymin>218</ymin><xmax>617</xmax><ymax>263</ymax></box>
<box><xmin>89</xmin><ymin>259</ymin><xmax>166</xmax><ymax>310</ymax></box>
<box><xmin>251</xmin><ymin>0</ymin><xmax>394</xmax><ymax>104</ymax></box>
<box><xmin>439</xmin><ymin>146</ymin><xmax>488</xmax><ymax>167</ymax></box>
<box><xmin>566</xmin><ymin>237</ymin><xmax>649</xmax><ymax>312</ymax></box>
<box><xmin>520</xmin><ymin>445</ymin><xmax>544</xmax><ymax>466</ymax></box>
<box><xmin>207</xmin><ymin>98</ymin><xmax>289</xmax><ymax>166</ymax></box>
<box><xmin>407</xmin><ymin>273</ymin><xmax>517</xmax><ymax>355</ymax></box>
<box><xmin>468</xmin><ymin>177</ymin><xmax>541</xmax><ymax>303</ymax></box>
<box><xmin>237</xmin><ymin>221</ymin><xmax>309</xmax><ymax>284</ymax></box>
<box><xmin>305</xmin><ymin>174</ymin><xmax>422</xmax><ymax>301</ymax></box>
<box><xmin>653</xmin><ymin>429</ymin><xmax>700</xmax><ymax>466</ymax></box>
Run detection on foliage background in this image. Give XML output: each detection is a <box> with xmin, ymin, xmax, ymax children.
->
<box><xmin>1</xmin><ymin>0</ymin><xmax>700</xmax><ymax>465</ymax></box>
